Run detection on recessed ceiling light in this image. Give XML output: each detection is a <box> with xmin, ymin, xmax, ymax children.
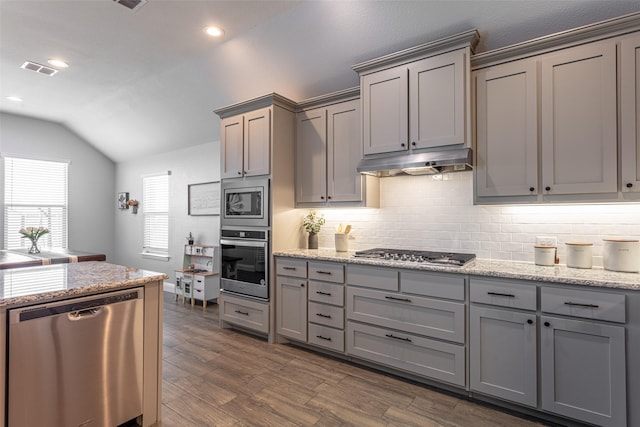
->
<box><xmin>48</xmin><ymin>59</ymin><xmax>69</xmax><ymax>69</ymax></box>
<box><xmin>6</xmin><ymin>96</ymin><xmax>23</xmax><ymax>102</ymax></box>
<box><xmin>204</xmin><ymin>26</ymin><xmax>224</xmax><ymax>37</ymax></box>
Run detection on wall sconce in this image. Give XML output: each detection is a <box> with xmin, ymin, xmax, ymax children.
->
<box><xmin>127</xmin><ymin>199</ymin><xmax>139</xmax><ymax>214</ymax></box>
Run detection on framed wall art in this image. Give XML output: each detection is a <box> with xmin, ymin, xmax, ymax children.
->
<box><xmin>117</xmin><ymin>192</ymin><xmax>129</xmax><ymax>209</ymax></box>
<box><xmin>188</xmin><ymin>181</ymin><xmax>220</xmax><ymax>216</ymax></box>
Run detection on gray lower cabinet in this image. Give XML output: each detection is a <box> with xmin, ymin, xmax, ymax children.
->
<box><xmin>540</xmin><ymin>316</ymin><xmax>626</xmax><ymax>427</ymax></box>
<box><xmin>470</xmin><ymin>306</ymin><xmax>537</xmax><ymax>407</ymax></box>
<box><xmin>346</xmin><ymin>321</ymin><xmax>465</xmax><ymax>386</ymax></box>
<box><xmin>276</xmin><ymin>276</ymin><xmax>307</xmax><ymax>341</ymax></box>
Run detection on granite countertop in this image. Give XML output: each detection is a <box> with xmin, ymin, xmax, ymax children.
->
<box><xmin>0</xmin><ymin>261</ymin><xmax>168</xmax><ymax>308</ymax></box>
<box><xmin>274</xmin><ymin>249</ymin><xmax>640</xmax><ymax>291</ymax></box>
<box><xmin>0</xmin><ymin>248</ymin><xmax>106</xmax><ymax>269</ymax></box>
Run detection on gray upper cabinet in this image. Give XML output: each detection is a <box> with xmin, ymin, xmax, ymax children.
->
<box><xmin>354</xmin><ymin>30</ymin><xmax>479</xmax><ymax>157</ymax></box>
<box><xmin>474</xmin><ymin>59</ymin><xmax>538</xmax><ymax>198</ymax></box>
<box><xmin>296</xmin><ymin>89</ymin><xmax>378</xmax><ymax>207</ymax></box>
<box><xmin>621</xmin><ymin>32</ymin><xmax>640</xmax><ymax>195</ymax></box>
<box><xmin>540</xmin><ymin>39</ymin><xmax>617</xmax><ymax>196</ymax></box>
<box><xmin>220</xmin><ymin>107</ymin><xmax>271</xmax><ymax>179</ymax></box>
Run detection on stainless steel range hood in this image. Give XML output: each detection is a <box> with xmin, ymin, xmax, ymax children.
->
<box><xmin>356</xmin><ymin>148</ymin><xmax>472</xmax><ymax>177</ymax></box>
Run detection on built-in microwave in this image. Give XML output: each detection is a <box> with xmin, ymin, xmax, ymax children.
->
<box><xmin>221</xmin><ymin>178</ymin><xmax>269</xmax><ymax>227</ymax></box>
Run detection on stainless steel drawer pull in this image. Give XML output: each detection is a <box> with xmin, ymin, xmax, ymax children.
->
<box><xmin>316</xmin><ymin>270</ymin><xmax>332</xmax><ymax>275</ymax></box>
<box><xmin>283</xmin><ymin>266</ymin><xmax>296</xmax><ymax>270</ymax></box>
<box><xmin>385</xmin><ymin>296</ymin><xmax>412</xmax><ymax>303</ymax></box>
<box><xmin>316</xmin><ymin>335</ymin><xmax>332</xmax><ymax>341</ymax></box>
<box><xmin>315</xmin><ymin>313</ymin><xmax>332</xmax><ymax>319</ymax></box>
<box><xmin>487</xmin><ymin>291</ymin><xmax>516</xmax><ymax>298</ymax></box>
<box><xmin>234</xmin><ymin>309</ymin><xmax>249</xmax><ymax>316</ymax></box>
<box><xmin>385</xmin><ymin>333</ymin><xmax>412</xmax><ymax>343</ymax></box>
<box><xmin>564</xmin><ymin>301</ymin><xmax>599</xmax><ymax>309</ymax></box>
<box><xmin>316</xmin><ymin>291</ymin><xmax>332</xmax><ymax>296</ymax></box>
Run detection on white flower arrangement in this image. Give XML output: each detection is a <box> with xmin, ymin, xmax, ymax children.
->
<box><xmin>303</xmin><ymin>210</ymin><xmax>325</xmax><ymax>234</ymax></box>
<box><xmin>19</xmin><ymin>226</ymin><xmax>50</xmax><ymax>241</ymax></box>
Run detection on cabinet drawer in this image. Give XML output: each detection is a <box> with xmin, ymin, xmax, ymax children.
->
<box><xmin>308</xmin><ymin>261</ymin><xmax>344</xmax><ymax>283</ymax></box>
<box><xmin>347</xmin><ymin>265</ymin><xmax>399</xmax><ymax>291</ymax></box>
<box><xmin>346</xmin><ymin>287</ymin><xmax>465</xmax><ymax>343</ymax></box>
<box><xmin>220</xmin><ymin>293</ymin><xmax>269</xmax><ymax>334</ymax></box>
<box><xmin>308</xmin><ymin>281</ymin><xmax>344</xmax><ymax>306</ymax></box>
<box><xmin>309</xmin><ymin>323</ymin><xmax>345</xmax><ymax>353</ymax></box>
<box><xmin>347</xmin><ymin>321</ymin><xmax>465</xmax><ymax>386</ymax></box>
<box><xmin>401</xmin><ymin>270</ymin><xmax>465</xmax><ymax>301</ymax></box>
<box><xmin>541</xmin><ymin>287</ymin><xmax>625</xmax><ymax>323</ymax></box>
<box><xmin>276</xmin><ymin>258</ymin><xmax>307</xmax><ymax>278</ymax></box>
<box><xmin>308</xmin><ymin>301</ymin><xmax>344</xmax><ymax>329</ymax></box>
<box><xmin>471</xmin><ymin>278</ymin><xmax>537</xmax><ymax>311</ymax></box>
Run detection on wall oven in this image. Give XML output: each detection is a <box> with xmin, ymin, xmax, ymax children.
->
<box><xmin>220</xmin><ymin>228</ymin><xmax>269</xmax><ymax>300</ymax></box>
<box><xmin>221</xmin><ymin>178</ymin><xmax>269</xmax><ymax>227</ymax></box>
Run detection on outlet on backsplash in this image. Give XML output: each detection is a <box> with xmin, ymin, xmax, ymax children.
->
<box><xmin>536</xmin><ymin>236</ymin><xmax>558</xmax><ymax>247</ymax></box>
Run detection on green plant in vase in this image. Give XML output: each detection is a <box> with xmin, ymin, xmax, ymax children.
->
<box><xmin>19</xmin><ymin>226</ymin><xmax>50</xmax><ymax>254</ymax></box>
<box><xmin>303</xmin><ymin>210</ymin><xmax>325</xmax><ymax>249</ymax></box>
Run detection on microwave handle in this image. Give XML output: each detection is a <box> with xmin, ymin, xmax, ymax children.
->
<box><xmin>220</xmin><ymin>239</ymin><xmax>267</xmax><ymax>248</ymax></box>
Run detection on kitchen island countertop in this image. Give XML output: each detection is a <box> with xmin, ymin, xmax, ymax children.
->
<box><xmin>0</xmin><ymin>261</ymin><xmax>169</xmax><ymax>308</ymax></box>
<box><xmin>274</xmin><ymin>249</ymin><xmax>640</xmax><ymax>291</ymax></box>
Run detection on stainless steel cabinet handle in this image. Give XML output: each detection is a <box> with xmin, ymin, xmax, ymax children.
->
<box><xmin>235</xmin><ymin>310</ymin><xmax>249</xmax><ymax>316</ymax></box>
<box><xmin>385</xmin><ymin>296</ymin><xmax>412</xmax><ymax>303</ymax></box>
<box><xmin>315</xmin><ymin>291</ymin><xmax>332</xmax><ymax>296</ymax></box>
<box><xmin>564</xmin><ymin>301</ymin><xmax>599</xmax><ymax>309</ymax></box>
<box><xmin>487</xmin><ymin>291</ymin><xmax>515</xmax><ymax>298</ymax></box>
<box><xmin>315</xmin><ymin>313</ymin><xmax>331</xmax><ymax>319</ymax></box>
<box><xmin>385</xmin><ymin>333</ymin><xmax>412</xmax><ymax>343</ymax></box>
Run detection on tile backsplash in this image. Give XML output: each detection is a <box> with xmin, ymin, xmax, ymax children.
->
<box><xmin>306</xmin><ymin>172</ymin><xmax>640</xmax><ymax>266</ymax></box>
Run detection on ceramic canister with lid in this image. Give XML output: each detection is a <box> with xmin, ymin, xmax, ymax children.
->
<box><xmin>603</xmin><ymin>239</ymin><xmax>640</xmax><ymax>273</ymax></box>
<box><xmin>565</xmin><ymin>242</ymin><xmax>593</xmax><ymax>269</ymax></box>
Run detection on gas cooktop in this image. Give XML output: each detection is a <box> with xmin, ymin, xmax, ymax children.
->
<box><xmin>353</xmin><ymin>248</ymin><xmax>476</xmax><ymax>267</ymax></box>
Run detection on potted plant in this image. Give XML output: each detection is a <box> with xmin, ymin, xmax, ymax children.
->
<box><xmin>303</xmin><ymin>210</ymin><xmax>325</xmax><ymax>249</ymax></box>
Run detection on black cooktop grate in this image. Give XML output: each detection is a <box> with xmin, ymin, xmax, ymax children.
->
<box><xmin>353</xmin><ymin>248</ymin><xmax>476</xmax><ymax>266</ymax></box>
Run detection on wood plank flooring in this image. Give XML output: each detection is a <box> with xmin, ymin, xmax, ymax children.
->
<box><xmin>158</xmin><ymin>293</ymin><xmax>551</xmax><ymax>426</ymax></box>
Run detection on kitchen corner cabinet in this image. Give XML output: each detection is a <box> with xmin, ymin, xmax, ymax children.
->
<box><xmin>361</xmin><ymin>48</ymin><xmax>470</xmax><ymax>155</ymax></box>
<box><xmin>296</xmin><ymin>90</ymin><xmax>378</xmax><ymax>207</ymax></box>
<box><xmin>540</xmin><ymin>39</ymin><xmax>617</xmax><ymax>196</ymax></box>
<box><xmin>474</xmin><ymin>59</ymin><xmax>538</xmax><ymax>198</ymax></box>
<box><xmin>220</xmin><ymin>106</ymin><xmax>271</xmax><ymax>179</ymax></box>
<box><xmin>621</xmin><ymin>32</ymin><xmax>640</xmax><ymax>194</ymax></box>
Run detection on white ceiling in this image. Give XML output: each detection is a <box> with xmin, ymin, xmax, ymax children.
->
<box><xmin>1</xmin><ymin>0</ymin><xmax>639</xmax><ymax>163</ymax></box>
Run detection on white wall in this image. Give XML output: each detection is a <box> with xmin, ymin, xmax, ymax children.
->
<box><xmin>113</xmin><ymin>142</ymin><xmax>220</xmax><ymax>279</ymax></box>
<box><xmin>308</xmin><ymin>172</ymin><xmax>640</xmax><ymax>267</ymax></box>
<box><xmin>0</xmin><ymin>112</ymin><xmax>116</xmax><ymax>259</ymax></box>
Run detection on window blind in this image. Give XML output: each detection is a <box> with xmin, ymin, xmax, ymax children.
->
<box><xmin>143</xmin><ymin>173</ymin><xmax>169</xmax><ymax>252</ymax></box>
<box><xmin>4</xmin><ymin>157</ymin><xmax>68</xmax><ymax>249</ymax></box>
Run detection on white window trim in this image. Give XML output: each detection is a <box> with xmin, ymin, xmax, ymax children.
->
<box><xmin>141</xmin><ymin>171</ymin><xmax>171</xmax><ymax>259</ymax></box>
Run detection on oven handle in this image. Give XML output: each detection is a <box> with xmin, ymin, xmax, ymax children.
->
<box><xmin>220</xmin><ymin>239</ymin><xmax>268</xmax><ymax>248</ymax></box>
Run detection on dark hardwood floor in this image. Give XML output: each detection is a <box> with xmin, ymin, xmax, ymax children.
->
<box><xmin>158</xmin><ymin>293</ymin><xmax>549</xmax><ymax>426</ymax></box>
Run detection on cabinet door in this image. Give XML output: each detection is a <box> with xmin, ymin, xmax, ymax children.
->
<box><xmin>220</xmin><ymin>115</ymin><xmax>244</xmax><ymax>179</ymax></box>
<box><xmin>276</xmin><ymin>276</ymin><xmax>307</xmax><ymax>341</ymax></box>
<box><xmin>540</xmin><ymin>316</ymin><xmax>626</xmax><ymax>427</ymax></box>
<box><xmin>541</xmin><ymin>40</ymin><xmax>617</xmax><ymax>195</ymax></box>
<box><xmin>244</xmin><ymin>107</ymin><xmax>271</xmax><ymax>177</ymax></box>
<box><xmin>409</xmin><ymin>49</ymin><xmax>466</xmax><ymax>149</ymax></box>
<box><xmin>362</xmin><ymin>67</ymin><xmax>409</xmax><ymax>155</ymax></box>
<box><xmin>475</xmin><ymin>59</ymin><xmax>538</xmax><ymax>197</ymax></box>
<box><xmin>327</xmin><ymin>99</ymin><xmax>363</xmax><ymax>202</ymax></box>
<box><xmin>470</xmin><ymin>306</ymin><xmax>537</xmax><ymax>407</ymax></box>
<box><xmin>621</xmin><ymin>32</ymin><xmax>640</xmax><ymax>193</ymax></box>
<box><xmin>296</xmin><ymin>108</ymin><xmax>327</xmax><ymax>203</ymax></box>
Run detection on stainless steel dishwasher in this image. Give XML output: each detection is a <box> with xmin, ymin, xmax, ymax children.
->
<box><xmin>8</xmin><ymin>288</ymin><xmax>144</xmax><ymax>427</ymax></box>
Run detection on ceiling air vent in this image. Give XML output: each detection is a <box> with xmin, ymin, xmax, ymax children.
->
<box><xmin>113</xmin><ymin>0</ymin><xmax>147</xmax><ymax>11</ymax></box>
<box><xmin>20</xmin><ymin>61</ymin><xmax>58</xmax><ymax>76</ymax></box>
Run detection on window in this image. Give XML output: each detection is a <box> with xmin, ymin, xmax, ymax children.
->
<box><xmin>4</xmin><ymin>156</ymin><xmax>68</xmax><ymax>249</ymax></box>
<box><xmin>143</xmin><ymin>173</ymin><xmax>169</xmax><ymax>255</ymax></box>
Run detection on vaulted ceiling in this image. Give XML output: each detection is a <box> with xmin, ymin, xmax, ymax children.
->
<box><xmin>1</xmin><ymin>0</ymin><xmax>639</xmax><ymax>162</ymax></box>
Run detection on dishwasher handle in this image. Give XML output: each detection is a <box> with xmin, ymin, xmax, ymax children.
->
<box><xmin>68</xmin><ymin>307</ymin><xmax>103</xmax><ymax>320</ymax></box>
